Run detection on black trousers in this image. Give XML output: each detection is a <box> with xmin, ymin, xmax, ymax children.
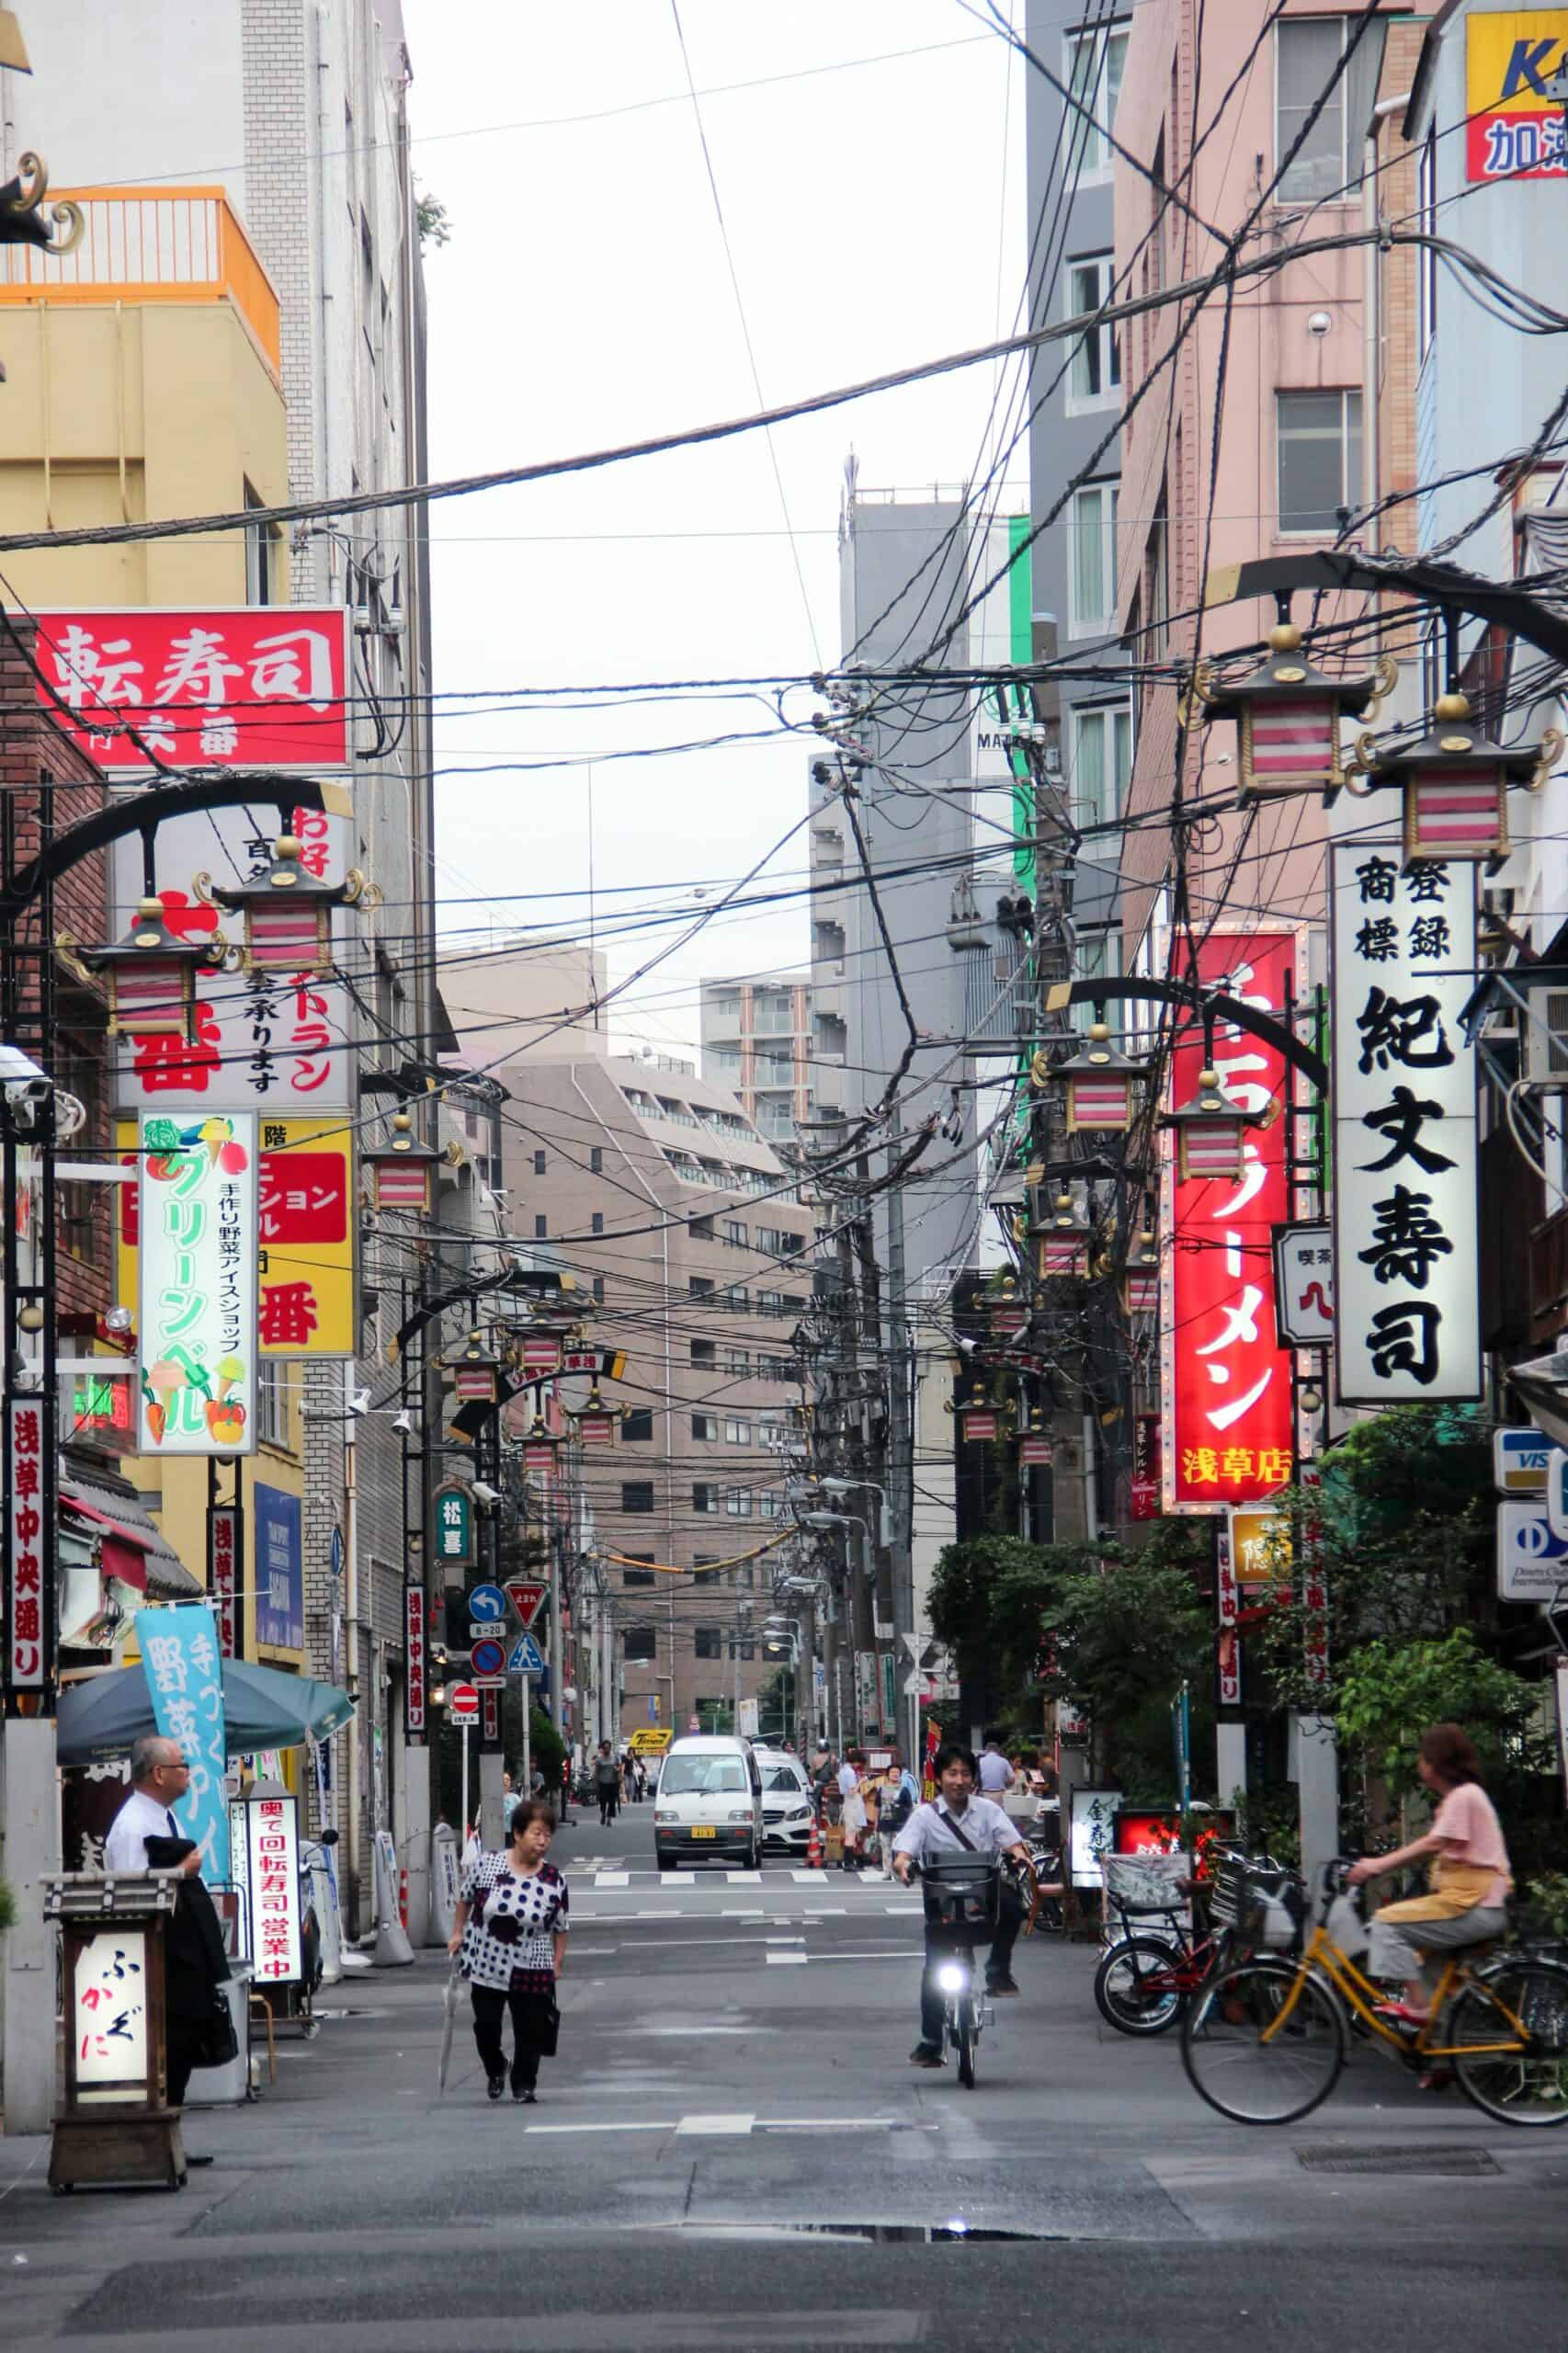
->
<box><xmin>166</xmin><ymin>2014</ymin><xmax>206</xmax><ymax>2109</ymax></box>
<box><xmin>471</xmin><ymin>1982</ymin><xmax>555</xmax><ymax>2089</ymax></box>
<box><xmin>918</xmin><ymin>1881</ymin><xmax>1024</xmax><ymax>2046</ymax></box>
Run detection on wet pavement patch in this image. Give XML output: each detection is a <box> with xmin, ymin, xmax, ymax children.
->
<box><xmin>1296</xmin><ymin>2144</ymin><xmax>1501</xmax><ymax>2177</ymax></box>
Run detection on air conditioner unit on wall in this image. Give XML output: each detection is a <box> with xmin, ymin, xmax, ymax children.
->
<box><xmin>1521</xmin><ymin>992</ymin><xmax>1568</xmax><ymax>1088</ymax></box>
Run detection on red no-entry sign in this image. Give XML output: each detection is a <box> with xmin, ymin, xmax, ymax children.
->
<box><xmin>448</xmin><ymin>1682</ymin><xmax>479</xmax><ymax>1722</ymax></box>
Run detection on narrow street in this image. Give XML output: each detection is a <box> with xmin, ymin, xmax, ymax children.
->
<box><xmin>5</xmin><ymin>1812</ymin><xmax>1566</xmax><ymax>2351</ymax></box>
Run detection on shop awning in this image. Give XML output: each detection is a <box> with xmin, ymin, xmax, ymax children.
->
<box><xmin>59</xmin><ymin>1469</ymin><xmax>201</xmax><ymax>1602</ymax></box>
<box><xmin>57</xmin><ymin>1653</ymin><xmax>356</xmax><ymax>1766</ymax></box>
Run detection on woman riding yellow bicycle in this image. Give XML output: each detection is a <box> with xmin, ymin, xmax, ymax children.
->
<box><xmin>1347</xmin><ymin>1722</ymin><xmax>1511</xmax><ymax>2033</ymax></box>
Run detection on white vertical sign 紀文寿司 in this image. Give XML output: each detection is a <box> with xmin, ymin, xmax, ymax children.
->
<box><xmin>1329</xmin><ymin>844</ymin><xmax>1479</xmax><ymax>1404</ymax></box>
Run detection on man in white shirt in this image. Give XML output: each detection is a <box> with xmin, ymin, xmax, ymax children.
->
<box><xmin>976</xmin><ymin>1739</ymin><xmax>1015</xmax><ymax>1795</ymax></box>
<box><xmin>893</xmin><ymin>1743</ymin><xmax>1031</xmax><ymax>2065</ymax></box>
<box><xmin>104</xmin><ymin>1735</ymin><xmax>201</xmax><ymax>1879</ymax></box>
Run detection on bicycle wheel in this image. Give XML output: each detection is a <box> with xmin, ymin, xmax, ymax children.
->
<box><xmin>1096</xmin><ymin>1935</ymin><xmax>1186</xmax><ymax>2036</ymax></box>
<box><xmin>1449</xmin><ymin>1958</ymin><xmax>1568</xmax><ymax>2127</ymax></box>
<box><xmin>1181</xmin><ymin>1956</ymin><xmax>1344</xmax><ymax>2125</ymax></box>
<box><xmin>957</xmin><ymin>2006</ymin><xmax>978</xmax><ymax>2088</ymax></box>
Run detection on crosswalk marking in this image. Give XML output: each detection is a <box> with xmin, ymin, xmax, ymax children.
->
<box><xmin>593</xmin><ymin>1871</ymin><xmax>630</xmax><ymax>1888</ymax></box>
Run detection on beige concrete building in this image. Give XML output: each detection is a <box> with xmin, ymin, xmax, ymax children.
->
<box><xmin>499</xmin><ymin>1051</ymin><xmax>814</xmax><ymax>1741</ymax></box>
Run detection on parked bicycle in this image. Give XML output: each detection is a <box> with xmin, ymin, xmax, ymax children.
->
<box><xmin>1095</xmin><ymin>1848</ymin><xmax>1294</xmax><ymax>2036</ymax></box>
<box><xmin>1181</xmin><ymin>1859</ymin><xmax>1568</xmax><ymax>2126</ymax></box>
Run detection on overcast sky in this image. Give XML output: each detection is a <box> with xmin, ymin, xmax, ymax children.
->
<box><xmin>403</xmin><ymin>1</ymin><xmax>1025</xmax><ymax>1057</ymax></box>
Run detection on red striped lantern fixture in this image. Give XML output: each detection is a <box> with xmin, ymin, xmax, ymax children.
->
<box><xmin>1198</xmin><ymin>609</ymin><xmax>1375</xmax><ymax>805</ymax></box>
<box><xmin>366</xmin><ymin>1110</ymin><xmax>440</xmax><ymax>1214</ymax></box>
<box><xmin>521</xmin><ymin>1333</ymin><xmax>562</xmax><ymax>1375</ymax></box>
<box><xmin>449</xmin><ymin>1331</ymin><xmax>499</xmax><ymax>1404</ymax></box>
<box><xmin>56</xmin><ymin>896</ymin><xmax>227</xmax><ymax>1042</ymax></box>
<box><xmin>988</xmin><ymin>1277</ymin><xmax>1027</xmax><ymax>1339</ymax></box>
<box><xmin>1364</xmin><ymin>688</ymin><xmax>1557</xmax><ymax>869</ymax></box>
<box><xmin>957</xmin><ymin>1386</ymin><xmax>1000</xmax><ymax>1443</ymax></box>
<box><xmin>1051</xmin><ymin>1020</ymin><xmax>1148</xmax><ymax>1135</ymax></box>
<box><xmin>1017</xmin><ymin>1414</ymin><xmax>1053</xmax><ymax>1469</ymax></box>
<box><xmin>573</xmin><ymin>1381</ymin><xmax>622</xmax><ymax>1446</ymax></box>
<box><xmin>1032</xmin><ymin>1190</ymin><xmax>1093</xmax><ymax>1280</ymax></box>
<box><xmin>198</xmin><ymin>831</ymin><xmax>378</xmax><ymax>979</ymax></box>
<box><xmin>1165</xmin><ymin>1067</ymin><xmax>1249</xmax><ymax>1186</ymax></box>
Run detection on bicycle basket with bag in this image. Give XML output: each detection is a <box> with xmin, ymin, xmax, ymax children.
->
<box><xmin>921</xmin><ymin>1856</ymin><xmax>1002</xmax><ymax>1935</ymax></box>
<box><xmin>1242</xmin><ymin>1863</ymin><xmax>1305</xmax><ymax>1952</ymax></box>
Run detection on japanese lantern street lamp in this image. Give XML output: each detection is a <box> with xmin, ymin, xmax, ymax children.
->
<box><xmin>1120</xmin><ymin>1218</ymin><xmax>1161</xmax><ymax>1320</ymax></box>
<box><xmin>1016</xmin><ymin>1408</ymin><xmax>1053</xmax><ymax>1470</ymax></box>
<box><xmin>1165</xmin><ymin>1042</ymin><xmax>1251</xmax><ymax>1186</ymax></box>
<box><xmin>1358</xmin><ymin>660</ymin><xmax>1560</xmax><ymax>869</ymax></box>
<box><xmin>949</xmin><ymin>1382</ymin><xmax>1002</xmax><ymax>1443</ymax></box>
<box><xmin>56</xmin><ymin>893</ymin><xmax>225</xmax><ymax>1043</ymax></box>
<box><xmin>449</xmin><ymin>1329</ymin><xmax>501</xmax><ymax>1406</ymax></box>
<box><xmin>1041</xmin><ymin>1017</ymin><xmax>1148</xmax><ymax>1135</ymax></box>
<box><xmin>987</xmin><ymin>1274</ymin><xmax>1028</xmax><ymax>1341</ymax></box>
<box><xmin>571</xmin><ymin>1381</ymin><xmax>624</xmax><ymax>1447</ymax></box>
<box><xmin>365</xmin><ymin>1110</ymin><xmax>440</xmax><ymax>1214</ymax></box>
<box><xmin>1032</xmin><ymin>1189</ymin><xmax>1094</xmax><ymax>1280</ymax></box>
<box><xmin>519</xmin><ymin>1408</ymin><xmax>563</xmax><ymax>1481</ymax></box>
<box><xmin>196</xmin><ymin>831</ymin><xmax>380</xmax><ymax>978</ymax></box>
<box><xmin>1192</xmin><ymin>596</ymin><xmax>1382</xmax><ymax>804</ymax></box>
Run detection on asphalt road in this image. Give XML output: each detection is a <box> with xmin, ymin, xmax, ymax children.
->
<box><xmin>4</xmin><ymin>1803</ymin><xmax>1567</xmax><ymax>2350</ymax></box>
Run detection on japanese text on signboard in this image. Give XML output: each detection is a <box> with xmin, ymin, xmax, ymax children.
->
<box><xmin>137</xmin><ymin>1113</ymin><xmax>257</xmax><ymax>1454</ymax></box>
<box><xmin>135</xmin><ymin>1603</ymin><xmax>231</xmax><ymax>1880</ymax></box>
<box><xmin>1162</xmin><ymin>931</ymin><xmax>1298</xmax><ymax>1509</ymax></box>
<box><xmin>1465</xmin><ymin>10</ymin><xmax>1568</xmax><ymax>181</ymax></box>
<box><xmin>1330</xmin><ymin>846</ymin><xmax>1480</xmax><ymax>1404</ymax></box>
<box><xmin>6</xmin><ymin>1399</ymin><xmax>46</xmax><ymax>1687</ymax></box>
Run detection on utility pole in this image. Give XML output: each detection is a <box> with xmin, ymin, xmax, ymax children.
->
<box><xmin>881</xmin><ymin>1115</ymin><xmax>915</xmax><ymax>1761</ymax></box>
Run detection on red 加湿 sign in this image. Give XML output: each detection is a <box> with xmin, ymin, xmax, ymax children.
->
<box><xmin>34</xmin><ymin>608</ymin><xmax>351</xmax><ymax>774</ymax></box>
<box><xmin>1162</xmin><ymin>930</ymin><xmax>1299</xmax><ymax>1512</ymax></box>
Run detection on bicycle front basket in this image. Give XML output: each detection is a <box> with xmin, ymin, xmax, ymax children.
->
<box><xmin>1101</xmin><ymin>1854</ymin><xmax>1187</xmax><ymax>1916</ymax></box>
<box><xmin>921</xmin><ymin>1856</ymin><xmax>1002</xmax><ymax>1933</ymax></box>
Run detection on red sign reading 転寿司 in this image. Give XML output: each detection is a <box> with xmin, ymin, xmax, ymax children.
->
<box><xmin>33</xmin><ymin>608</ymin><xmax>351</xmax><ymax>775</ymax></box>
<box><xmin>1161</xmin><ymin>930</ymin><xmax>1299</xmax><ymax>1512</ymax></box>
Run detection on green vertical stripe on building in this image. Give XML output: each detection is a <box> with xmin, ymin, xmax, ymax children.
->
<box><xmin>1007</xmin><ymin>515</ymin><xmax>1034</xmax><ymax>892</ymax></box>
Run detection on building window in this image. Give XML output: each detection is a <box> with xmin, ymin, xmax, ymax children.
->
<box><xmin>1417</xmin><ymin>122</ymin><xmax>1437</xmax><ymax>363</ymax></box>
<box><xmin>722</xmin><ymin>1218</ymin><xmax>747</xmax><ymax>1248</ymax></box>
<box><xmin>592</xmin><ymin>1275</ymin><xmax>605</xmax><ymax>1303</ymax></box>
<box><xmin>1069</xmin><ymin>482</ymin><xmax>1119</xmax><ymax>635</ymax></box>
<box><xmin>1073</xmin><ymin>703</ymin><xmax>1132</xmax><ymax>830</ymax></box>
<box><xmin>723</xmin><ymin>1348</ymin><xmax>752</xmax><ymax>1377</ymax></box>
<box><xmin>693</xmin><ymin>1559</ymin><xmax>722</xmax><ymax>1586</ymax></box>
<box><xmin>622</xmin><ymin>1555</ymin><xmax>656</xmax><ymax>1588</ymax></box>
<box><xmin>723</xmin><ymin>1286</ymin><xmax>750</xmax><ymax>1316</ymax></box>
<box><xmin>723</xmin><ymin>1418</ymin><xmax>751</xmax><ymax>1445</ymax></box>
<box><xmin>591</xmin><ymin>1211</ymin><xmax>604</xmax><ymax>1234</ymax></box>
<box><xmin>724</xmin><ymin>1487</ymin><xmax>753</xmax><ymax>1518</ymax></box>
<box><xmin>620</xmin><ymin>1481</ymin><xmax>654</xmax><ymax>1515</ymax></box>
<box><xmin>533</xmin><ymin>1150</ymin><xmax>546</xmax><ymax>1175</ymax></box>
<box><xmin>695</xmin><ymin>1626</ymin><xmax>722</xmax><ymax>1661</ymax></box>
<box><xmin>690</xmin><ymin>1338</ymin><xmax>716</xmax><ymax>1369</ymax></box>
<box><xmin>1277</xmin><ymin>390</ymin><xmax>1362</xmax><ymax>534</ymax></box>
<box><xmin>689</xmin><ymin>1276</ymin><xmax>714</xmax><ymax>1301</ymax></box>
<box><xmin>1063</xmin><ymin>19</ymin><xmax>1128</xmax><ymax>177</ymax></box>
<box><xmin>692</xmin><ymin>1483</ymin><xmax>719</xmax><ymax>1513</ymax></box>
<box><xmin>534</xmin><ymin>1213</ymin><xmax>548</xmax><ymax>1239</ymax></box>
<box><xmin>622</xmin><ymin>1409</ymin><xmax>653</xmax><ymax>1441</ymax></box>
<box><xmin>1276</xmin><ymin>17</ymin><xmax>1348</xmax><ymax>206</ymax></box>
<box><xmin>244</xmin><ymin>482</ymin><xmax>278</xmax><ymax>606</ymax></box>
<box><xmin>753</xmin><ymin>993</ymin><xmax>793</xmax><ymax>1034</ymax></box>
<box><xmin>690</xmin><ymin>1215</ymin><xmax>714</xmax><ymax>1240</ymax></box>
<box><xmin>623</xmin><ymin>1625</ymin><xmax>656</xmax><ymax>1662</ymax></box>
<box><xmin>589</xmin><ymin>1146</ymin><xmax>603</xmax><ymax>1174</ymax></box>
<box><xmin>1065</xmin><ymin>254</ymin><xmax>1120</xmax><ymax>408</ymax></box>
<box><xmin>257</xmin><ymin>1360</ymin><xmax>288</xmax><ymax>1448</ymax></box>
<box><xmin>691</xmin><ymin>1412</ymin><xmax>719</xmax><ymax>1441</ymax></box>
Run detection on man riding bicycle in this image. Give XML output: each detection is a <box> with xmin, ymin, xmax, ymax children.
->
<box><xmin>892</xmin><ymin>1741</ymin><xmax>1033</xmax><ymax>2067</ymax></box>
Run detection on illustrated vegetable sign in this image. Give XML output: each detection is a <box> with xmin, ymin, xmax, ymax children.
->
<box><xmin>137</xmin><ymin>1112</ymin><xmax>258</xmax><ymax>1456</ymax></box>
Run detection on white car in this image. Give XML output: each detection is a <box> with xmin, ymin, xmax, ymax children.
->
<box><xmin>652</xmin><ymin>1735</ymin><xmax>764</xmax><ymax>1870</ymax></box>
<box><xmin>752</xmin><ymin>1748</ymin><xmax>814</xmax><ymax>1854</ymax></box>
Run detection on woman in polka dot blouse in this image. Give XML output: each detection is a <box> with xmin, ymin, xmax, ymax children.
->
<box><xmin>449</xmin><ymin>1797</ymin><xmax>569</xmax><ymax>2102</ymax></box>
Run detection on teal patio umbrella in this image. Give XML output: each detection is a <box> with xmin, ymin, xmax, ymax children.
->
<box><xmin>57</xmin><ymin>1654</ymin><xmax>355</xmax><ymax>1767</ymax></box>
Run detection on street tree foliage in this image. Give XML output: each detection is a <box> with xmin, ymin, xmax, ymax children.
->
<box><xmin>1254</xmin><ymin>1404</ymin><xmax>1492</xmax><ymax>1713</ymax></box>
<box><xmin>1337</xmin><ymin>1627</ymin><xmax>1543</xmax><ymax>1805</ymax></box>
<box><xmin>927</xmin><ymin>1522</ymin><xmax>1212</xmax><ymax>1786</ymax></box>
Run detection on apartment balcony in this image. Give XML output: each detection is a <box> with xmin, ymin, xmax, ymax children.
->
<box><xmin>0</xmin><ymin>188</ymin><xmax>280</xmax><ymax>379</ymax></box>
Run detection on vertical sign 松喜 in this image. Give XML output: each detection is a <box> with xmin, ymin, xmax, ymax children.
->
<box><xmin>1329</xmin><ymin>843</ymin><xmax>1480</xmax><ymax>1404</ymax></box>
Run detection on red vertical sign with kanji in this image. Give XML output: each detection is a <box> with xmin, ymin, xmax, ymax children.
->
<box><xmin>209</xmin><ymin>1506</ymin><xmax>238</xmax><ymax>1659</ymax></box>
<box><xmin>1162</xmin><ymin>929</ymin><xmax>1299</xmax><ymax>1511</ymax></box>
<box><xmin>6</xmin><ymin>1398</ymin><xmax>47</xmax><ymax>1688</ymax></box>
<box><xmin>404</xmin><ymin>1584</ymin><xmax>426</xmax><ymax>1736</ymax></box>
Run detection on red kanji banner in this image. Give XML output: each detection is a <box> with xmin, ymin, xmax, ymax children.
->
<box><xmin>1162</xmin><ymin>930</ymin><xmax>1299</xmax><ymax>1511</ymax></box>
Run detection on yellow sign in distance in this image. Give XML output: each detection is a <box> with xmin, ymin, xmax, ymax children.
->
<box><xmin>628</xmin><ymin>1727</ymin><xmax>674</xmax><ymax>1756</ymax></box>
<box><xmin>1230</xmin><ymin>1506</ymin><xmax>1290</xmax><ymax>1588</ymax></box>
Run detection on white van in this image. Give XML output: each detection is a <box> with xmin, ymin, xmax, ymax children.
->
<box><xmin>653</xmin><ymin>1735</ymin><xmax>764</xmax><ymax>1870</ymax></box>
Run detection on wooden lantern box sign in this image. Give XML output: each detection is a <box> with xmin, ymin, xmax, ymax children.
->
<box><xmin>43</xmin><ymin>1870</ymin><xmax>189</xmax><ymax>2193</ymax></box>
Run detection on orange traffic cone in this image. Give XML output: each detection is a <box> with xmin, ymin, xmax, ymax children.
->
<box><xmin>806</xmin><ymin>1813</ymin><xmax>824</xmax><ymax>1870</ymax></box>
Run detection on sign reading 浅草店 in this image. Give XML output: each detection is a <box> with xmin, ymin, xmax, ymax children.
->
<box><xmin>1329</xmin><ymin>843</ymin><xmax>1480</xmax><ymax>1405</ymax></box>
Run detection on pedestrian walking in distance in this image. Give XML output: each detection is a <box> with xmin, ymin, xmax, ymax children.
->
<box><xmin>449</xmin><ymin>1798</ymin><xmax>569</xmax><ymax>2103</ymax></box>
<box><xmin>594</xmin><ymin>1739</ymin><xmax>620</xmax><ymax>1828</ymax></box>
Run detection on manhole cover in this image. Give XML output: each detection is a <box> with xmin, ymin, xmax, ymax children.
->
<box><xmin>1296</xmin><ymin>2144</ymin><xmax>1500</xmax><ymax>2177</ymax></box>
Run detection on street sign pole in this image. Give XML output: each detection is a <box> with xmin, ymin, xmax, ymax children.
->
<box><xmin>460</xmin><ymin>1719</ymin><xmax>471</xmax><ymax>1855</ymax></box>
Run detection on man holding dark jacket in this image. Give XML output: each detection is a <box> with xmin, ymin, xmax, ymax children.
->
<box><xmin>104</xmin><ymin>1735</ymin><xmax>232</xmax><ymax>2154</ymax></box>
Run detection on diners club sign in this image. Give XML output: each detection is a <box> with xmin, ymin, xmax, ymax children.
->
<box><xmin>34</xmin><ymin>608</ymin><xmax>351</xmax><ymax>775</ymax></box>
<box><xmin>1162</xmin><ymin>930</ymin><xmax>1299</xmax><ymax>1512</ymax></box>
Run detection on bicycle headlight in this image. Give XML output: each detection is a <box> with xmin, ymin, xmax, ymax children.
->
<box><xmin>937</xmin><ymin>1962</ymin><xmax>968</xmax><ymax>1994</ymax></box>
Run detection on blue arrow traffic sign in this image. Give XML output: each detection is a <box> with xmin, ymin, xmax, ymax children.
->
<box><xmin>508</xmin><ymin>1632</ymin><xmax>545</xmax><ymax>1678</ymax></box>
<box><xmin>468</xmin><ymin>1584</ymin><xmax>507</xmax><ymax>1622</ymax></box>
<box><xmin>470</xmin><ymin>1636</ymin><xmax>506</xmax><ymax>1677</ymax></box>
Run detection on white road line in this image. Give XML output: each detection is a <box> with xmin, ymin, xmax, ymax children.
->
<box><xmin>593</xmin><ymin>1871</ymin><xmax>631</xmax><ymax>1888</ymax></box>
<box><xmin>632</xmin><ymin>1908</ymin><xmax>684</xmax><ymax>1920</ymax></box>
<box><xmin>523</xmin><ymin>2120</ymin><xmax>676</xmax><ymax>2136</ymax></box>
<box><xmin>722</xmin><ymin>1909</ymin><xmax>766</xmax><ymax>1920</ymax></box>
<box><xmin>790</xmin><ymin>1870</ymin><xmax>829</xmax><ymax>1883</ymax></box>
<box><xmin>766</xmin><ymin>1950</ymin><xmax>809</xmax><ymax>1965</ymax></box>
<box><xmin>675</xmin><ymin>2112</ymin><xmax>756</xmax><ymax>2136</ymax></box>
<box><xmin>659</xmin><ymin>1870</ymin><xmax>695</xmax><ymax>1885</ymax></box>
<box><xmin>725</xmin><ymin>1870</ymin><xmax>763</xmax><ymax>1884</ymax></box>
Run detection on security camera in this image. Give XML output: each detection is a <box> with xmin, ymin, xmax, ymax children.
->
<box><xmin>1307</xmin><ymin>310</ymin><xmax>1332</xmax><ymax>339</ymax></box>
<box><xmin>471</xmin><ymin>1480</ymin><xmax>502</xmax><ymax>1509</ymax></box>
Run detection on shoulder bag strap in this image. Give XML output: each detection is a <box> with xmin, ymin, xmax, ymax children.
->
<box><xmin>936</xmin><ymin>1804</ymin><xmax>978</xmax><ymax>1853</ymax></box>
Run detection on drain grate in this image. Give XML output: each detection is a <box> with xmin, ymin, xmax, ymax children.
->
<box><xmin>1296</xmin><ymin>2143</ymin><xmax>1500</xmax><ymax>2177</ymax></box>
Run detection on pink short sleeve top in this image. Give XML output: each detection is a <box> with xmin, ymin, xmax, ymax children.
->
<box><xmin>1432</xmin><ymin>1781</ymin><xmax>1510</xmax><ymax>1905</ymax></box>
